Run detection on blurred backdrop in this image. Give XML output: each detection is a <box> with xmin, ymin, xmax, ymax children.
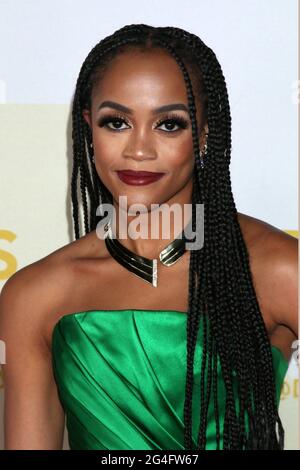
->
<box><xmin>0</xmin><ymin>0</ymin><xmax>298</xmax><ymax>450</ymax></box>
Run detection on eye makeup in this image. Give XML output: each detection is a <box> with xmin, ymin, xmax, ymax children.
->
<box><xmin>97</xmin><ymin>112</ymin><xmax>190</xmax><ymax>132</ymax></box>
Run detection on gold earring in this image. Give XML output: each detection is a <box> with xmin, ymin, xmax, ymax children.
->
<box><xmin>89</xmin><ymin>142</ymin><xmax>95</xmax><ymax>164</ymax></box>
<box><xmin>199</xmin><ymin>137</ymin><xmax>208</xmax><ymax>169</ymax></box>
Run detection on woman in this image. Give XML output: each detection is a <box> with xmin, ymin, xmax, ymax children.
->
<box><xmin>0</xmin><ymin>24</ymin><xmax>297</xmax><ymax>450</ymax></box>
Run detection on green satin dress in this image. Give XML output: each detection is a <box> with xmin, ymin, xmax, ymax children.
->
<box><xmin>51</xmin><ymin>309</ymin><xmax>289</xmax><ymax>450</ymax></box>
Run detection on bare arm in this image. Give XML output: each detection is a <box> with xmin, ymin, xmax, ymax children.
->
<box><xmin>0</xmin><ymin>264</ymin><xmax>65</xmax><ymax>449</ymax></box>
<box><xmin>261</xmin><ymin>230</ymin><xmax>298</xmax><ymax>361</ymax></box>
<box><xmin>268</xmin><ymin>232</ymin><xmax>298</xmax><ymax>336</ymax></box>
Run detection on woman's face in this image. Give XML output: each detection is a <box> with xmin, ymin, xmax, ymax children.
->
<box><xmin>82</xmin><ymin>48</ymin><xmax>207</xmax><ymax>211</ymax></box>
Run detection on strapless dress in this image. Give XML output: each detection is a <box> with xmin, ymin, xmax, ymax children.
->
<box><xmin>51</xmin><ymin>309</ymin><xmax>288</xmax><ymax>450</ymax></box>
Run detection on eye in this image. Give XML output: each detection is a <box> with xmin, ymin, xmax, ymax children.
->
<box><xmin>97</xmin><ymin>114</ymin><xmax>130</xmax><ymax>131</ymax></box>
<box><xmin>155</xmin><ymin>113</ymin><xmax>190</xmax><ymax>133</ymax></box>
<box><xmin>97</xmin><ymin>112</ymin><xmax>190</xmax><ymax>133</ymax></box>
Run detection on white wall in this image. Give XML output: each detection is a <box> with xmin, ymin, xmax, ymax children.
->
<box><xmin>0</xmin><ymin>0</ymin><xmax>298</xmax><ymax>450</ymax></box>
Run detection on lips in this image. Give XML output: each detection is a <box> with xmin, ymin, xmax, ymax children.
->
<box><xmin>116</xmin><ymin>170</ymin><xmax>165</xmax><ymax>186</ymax></box>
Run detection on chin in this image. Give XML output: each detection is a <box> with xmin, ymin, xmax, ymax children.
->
<box><xmin>122</xmin><ymin>195</ymin><xmax>158</xmax><ymax>211</ymax></box>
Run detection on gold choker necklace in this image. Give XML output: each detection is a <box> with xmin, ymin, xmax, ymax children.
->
<box><xmin>104</xmin><ymin>221</ymin><xmax>189</xmax><ymax>287</ymax></box>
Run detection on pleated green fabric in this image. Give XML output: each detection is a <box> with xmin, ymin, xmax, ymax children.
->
<box><xmin>51</xmin><ymin>309</ymin><xmax>288</xmax><ymax>450</ymax></box>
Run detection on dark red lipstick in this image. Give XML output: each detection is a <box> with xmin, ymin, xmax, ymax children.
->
<box><xmin>116</xmin><ymin>170</ymin><xmax>165</xmax><ymax>186</ymax></box>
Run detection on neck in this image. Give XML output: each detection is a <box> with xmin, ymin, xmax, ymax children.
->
<box><xmin>110</xmin><ymin>181</ymin><xmax>193</xmax><ymax>259</ymax></box>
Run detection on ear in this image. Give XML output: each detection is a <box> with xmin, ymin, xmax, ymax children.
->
<box><xmin>82</xmin><ymin>109</ymin><xmax>92</xmax><ymax>128</ymax></box>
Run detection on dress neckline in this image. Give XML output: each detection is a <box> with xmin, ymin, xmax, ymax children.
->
<box><xmin>52</xmin><ymin>308</ymin><xmax>186</xmax><ymax>336</ymax></box>
<box><xmin>51</xmin><ymin>308</ymin><xmax>289</xmax><ymax>365</ymax></box>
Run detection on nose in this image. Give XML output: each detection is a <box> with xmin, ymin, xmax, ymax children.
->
<box><xmin>122</xmin><ymin>128</ymin><xmax>157</xmax><ymax>163</ymax></box>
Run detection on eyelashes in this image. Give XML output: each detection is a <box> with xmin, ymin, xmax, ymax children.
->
<box><xmin>97</xmin><ymin>112</ymin><xmax>190</xmax><ymax>133</ymax></box>
<box><xmin>156</xmin><ymin>113</ymin><xmax>189</xmax><ymax>132</ymax></box>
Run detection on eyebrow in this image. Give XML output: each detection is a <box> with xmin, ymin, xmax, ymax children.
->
<box><xmin>97</xmin><ymin>100</ymin><xmax>189</xmax><ymax>114</ymax></box>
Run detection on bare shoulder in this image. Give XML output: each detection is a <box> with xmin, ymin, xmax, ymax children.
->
<box><xmin>237</xmin><ymin>211</ymin><xmax>297</xmax><ymax>250</ymax></box>
<box><xmin>237</xmin><ymin>211</ymin><xmax>298</xmax><ymax>360</ymax></box>
<box><xmin>0</xmin><ymin>229</ymin><xmax>108</xmax><ymax>351</ymax></box>
<box><xmin>237</xmin><ymin>212</ymin><xmax>298</xmax><ymax>310</ymax></box>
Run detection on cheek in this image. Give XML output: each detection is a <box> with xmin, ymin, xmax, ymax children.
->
<box><xmin>92</xmin><ymin>135</ymin><xmax>120</xmax><ymax>172</ymax></box>
<box><xmin>163</xmin><ymin>138</ymin><xmax>194</xmax><ymax>173</ymax></box>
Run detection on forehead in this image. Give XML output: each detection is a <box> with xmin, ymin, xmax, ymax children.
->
<box><xmin>91</xmin><ymin>48</ymin><xmax>189</xmax><ymax>110</ymax></box>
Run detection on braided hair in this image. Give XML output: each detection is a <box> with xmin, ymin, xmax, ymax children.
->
<box><xmin>70</xmin><ymin>24</ymin><xmax>284</xmax><ymax>450</ymax></box>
